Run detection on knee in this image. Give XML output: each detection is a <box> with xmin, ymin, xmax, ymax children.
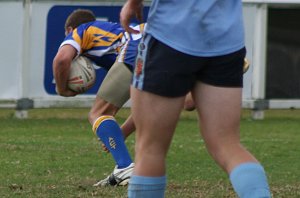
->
<box><xmin>88</xmin><ymin>111</ymin><xmax>96</xmax><ymax>125</ymax></box>
<box><xmin>205</xmin><ymin>140</ymin><xmax>244</xmax><ymax>170</ymax></box>
<box><xmin>88</xmin><ymin>103</ymin><xmax>119</xmax><ymax>125</ymax></box>
<box><xmin>183</xmin><ymin>101</ymin><xmax>195</xmax><ymax>111</ymax></box>
<box><xmin>88</xmin><ymin>108</ymin><xmax>111</xmax><ymax>126</ymax></box>
<box><xmin>183</xmin><ymin>92</ymin><xmax>195</xmax><ymax>111</ymax></box>
<box><xmin>205</xmin><ymin>141</ymin><xmax>224</xmax><ymax>159</ymax></box>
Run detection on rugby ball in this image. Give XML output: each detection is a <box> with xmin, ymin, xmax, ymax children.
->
<box><xmin>68</xmin><ymin>56</ymin><xmax>96</xmax><ymax>93</ymax></box>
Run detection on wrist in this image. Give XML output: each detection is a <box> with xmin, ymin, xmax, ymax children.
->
<box><xmin>55</xmin><ymin>86</ymin><xmax>67</xmax><ymax>94</ymax></box>
<box><xmin>127</xmin><ymin>0</ymin><xmax>143</xmax><ymax>5</ymax></box>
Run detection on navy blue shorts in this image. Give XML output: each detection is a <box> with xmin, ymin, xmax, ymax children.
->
<box><xmin>132</xmin><ymin>34</ymin><xmax>246</xmax><ymax>97</ymax></box>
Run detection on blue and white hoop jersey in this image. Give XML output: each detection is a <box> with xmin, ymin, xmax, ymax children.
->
<box><xmin>146</xmin><ymin>0</ymin><xmax>245</xmax><ymax>57</ymax></box>
<box><xmin>60</xmin><ymin>21</ymin><xmax>144</xmax><ymax>70</ymax></box>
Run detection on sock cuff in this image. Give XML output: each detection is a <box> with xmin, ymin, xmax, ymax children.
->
<box><xmin>128</xmin><ymin>175</ymin><xmax>167</xmax><ymax>197</ymax></box>
<box><xmin>230</xmin><ymin>162</ymin><xmax>265</xmax><ymax>180</ymax></box>
<box><xmin>129</xmin><ymin>175</ymin><xmax>167</xmax><ymax>185</ymax></box>
<box><xmin>92</xmin><ymin>115</ymin><xmax>116</xmax><ymax>134</ymax></box>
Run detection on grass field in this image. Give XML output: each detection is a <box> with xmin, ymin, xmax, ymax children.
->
<box><xmin>0</xmin><ymin>108</ymin><xmax>300</xmax><ymax>197</ymax></box>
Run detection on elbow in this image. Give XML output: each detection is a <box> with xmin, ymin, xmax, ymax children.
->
<box><xmin>52</xmin><ymin>55</ymin><xmax>70</xmax><ymax>77</ymax></box>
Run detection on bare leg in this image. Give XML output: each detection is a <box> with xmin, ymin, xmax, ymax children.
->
<box><xmin>194</xmin><ymin>82</ymin><xmax>257</xmax><ymax>173</ymax></box>
<box><xmin>88</xmin><ymin>96</ymin><xmax>120</xmax><ymax>125</ymax></box>
<box><xmin>183</xmin><ymin>92</ymin><xmax>196</xmax><ymax>111</ymax></box>
<box><xmin>131</xmin><ymin>87</ymin><xmax>185</xmax><ymax>176</ymax></box>
<box><xmin>121</xmin><ymin>114</ymin><xmax>136</xmax><ymax>139</ymax></box>
<box><xmin>89</xmin><ymin>95</ymin><xmax>132</xmax><ymax>173</ymax></box>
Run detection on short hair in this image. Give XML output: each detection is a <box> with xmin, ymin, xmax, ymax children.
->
<box><xmin>64</xmin><ymin>9</ymin><xmax>96</xmax><ymax>30</ymax></box>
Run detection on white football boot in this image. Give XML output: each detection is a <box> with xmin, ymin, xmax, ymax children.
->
<box><xmin>93</xmin><ymin>163</ymin><xmax>134</xmax><ymax>187</ymax></box>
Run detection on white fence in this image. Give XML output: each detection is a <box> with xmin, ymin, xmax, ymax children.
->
<box><xmin>1</xmin><ymin>0</ymin><xmax>300</xmax><ymax>119</ymax></box>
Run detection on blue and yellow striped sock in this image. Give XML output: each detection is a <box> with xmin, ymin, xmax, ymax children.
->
<box><xmin>93</xmin><ymin>115</ymin><xmax>132</xmax><ymax>168</ymax></box>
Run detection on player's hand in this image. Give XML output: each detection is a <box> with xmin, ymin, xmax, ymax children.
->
<box><xmin>120</xmin><ymin>0</ymin><xmax>143</xmax><ymax>34</ymax></box>
<box><xmin>101</xmin><ymin>143</ymin><xmax>110</xmax><ymax>153</ymax></box>
<box><xmin>55</xmin><ymin>86</ymin><xmax>78</xmax><ymax>97</ymax></box>
<box><xmin>98</xmin><ymin>138</ymin><xmax>110</xmax><ymax>153</ymax></box>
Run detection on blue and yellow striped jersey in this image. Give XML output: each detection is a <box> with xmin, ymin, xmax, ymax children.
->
<box><xmin>60</xmin><ymin>21</ymin><xmax>124</xmax><ymax>69</ymax></box>
<box><xmin>60</xmin><ymin>21</ymin><xmax>145</xmax><ymax>70</ymax></box>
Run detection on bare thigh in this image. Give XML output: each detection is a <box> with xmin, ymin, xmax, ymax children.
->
<box><xmin>88</xmin><ymin>96</ymin><xmax>120</xmax><ymax>125</ymax></box>
<box><xmin>131</xmin><ymin>87</ymin><xmax>185</xmax><ymax>176</ymax></box>
<box><xmin>194</xmin><ymin>82</ymin><xmax>257</xmax><ymax>172</ymax></box>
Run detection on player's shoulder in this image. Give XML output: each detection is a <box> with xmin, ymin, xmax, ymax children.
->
<box><xmin>82</xmin><ymin>21</ymin><xmax>124</xmax><ymax>33</ymax></box>
<box><xmin>91</xmin><ymin>20</ymin><xmax>122</xmax><ymax>28</ymax></box>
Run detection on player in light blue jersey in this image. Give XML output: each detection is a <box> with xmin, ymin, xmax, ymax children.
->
<box><xmin>53</xmin><ymin>9</ymin><xmax>145</xmax><ymax>187</ymax></box>
<box><xmin>120</xmin><ymin>0</ymin><xmax>271</xmax><ymax>197</ymax></box>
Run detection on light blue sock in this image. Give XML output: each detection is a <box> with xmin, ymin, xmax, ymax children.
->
<box><xmin>230</xmin><ymin>162</ymin><xmax>271</xmax><ymax>198</ymax></box>
<box><xmin>128</xmin><ymin>175</ymin><xmax>166</xmax><ymax>198</ymax></box>
<box><xmin>93</xmin><ymin>116</ymin><xmax>132</xmax><ymax>168</ymax></box>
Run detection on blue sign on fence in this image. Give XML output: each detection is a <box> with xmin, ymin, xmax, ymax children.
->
<box><xmin>44</xmin><ymin>5</ymin><xmax>148</xmax><ymax>95</ymax></box>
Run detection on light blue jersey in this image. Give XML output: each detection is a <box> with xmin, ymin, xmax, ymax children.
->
<box><xmin>146</xmin><ymin>0</ymin><xmax>245</xmax><ymax>57</ymax></box>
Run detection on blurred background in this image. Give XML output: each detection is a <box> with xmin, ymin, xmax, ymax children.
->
<box><xmin>1</xmin><ymin>0</ymin><xmax>300</xmax><ymax>119</ymax></box>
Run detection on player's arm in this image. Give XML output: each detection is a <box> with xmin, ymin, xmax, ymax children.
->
<box><xmin>52</xmin><ymin>44</ymin><xmax>78</xmax><ymax>97</ymax></box>
<box><xmin>120</xmin><ymin>0</ymin><xmax>144</xmax><ymax>34</ymax></box>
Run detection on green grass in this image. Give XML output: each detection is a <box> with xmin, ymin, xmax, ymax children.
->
<box><xmin>0</xmin><ymin>108</ymin><xmax>300</xmax><ymax>197</ymax></box>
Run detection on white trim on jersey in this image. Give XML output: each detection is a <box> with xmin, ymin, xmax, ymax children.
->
<box><xmin>60</xmin><ymin>39</ymin><xmax>121</xmax><ymax>58</ymax></box>
<box><xmin>60</xmin><ymin>40</ymin><xmax>81</xmax><ymax>56</ymax></box>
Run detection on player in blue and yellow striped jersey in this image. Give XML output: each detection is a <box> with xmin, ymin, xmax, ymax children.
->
<box><xmin>53</xmin><ymin>9</ymin><xmax>144</xmax><ymax>187</ymax></box>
